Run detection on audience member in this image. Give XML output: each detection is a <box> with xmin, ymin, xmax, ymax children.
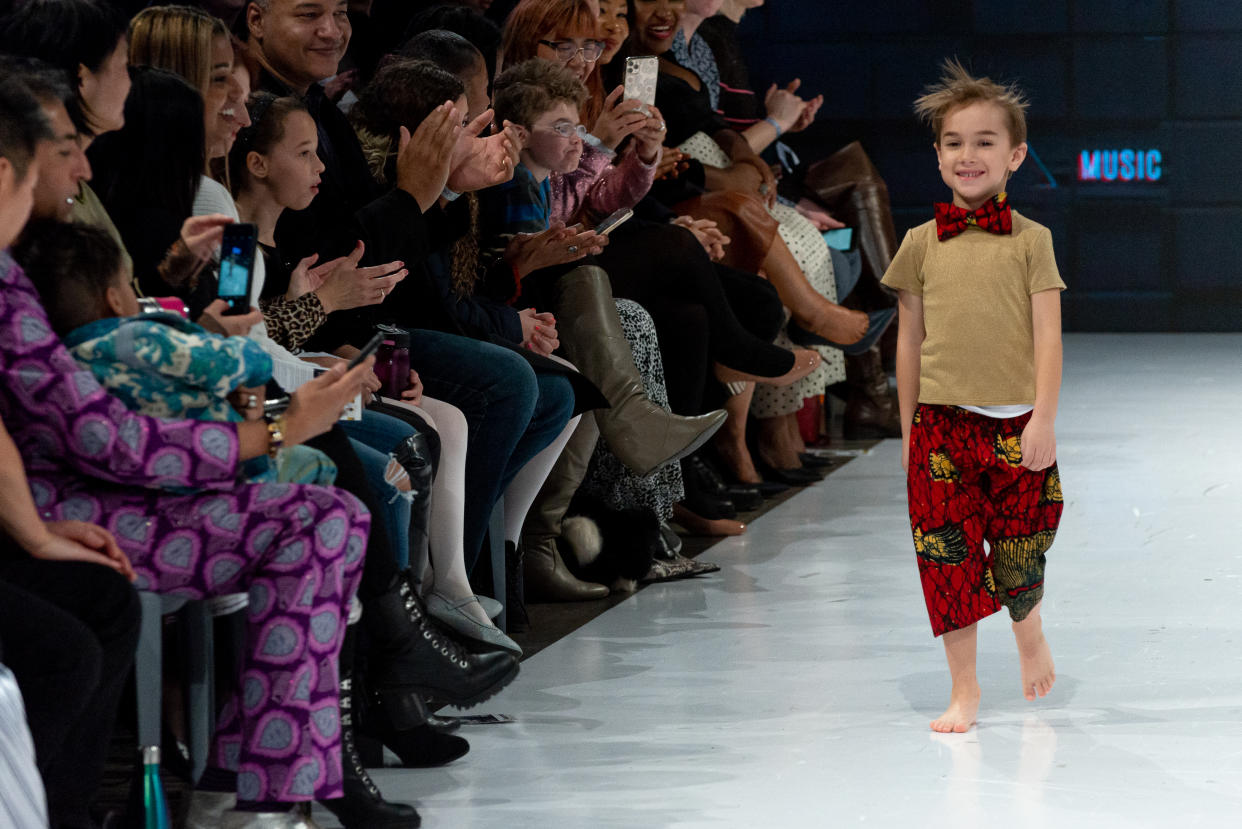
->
<box><xmin>695</xmin><ymin>0</ymin><xmax>904</xmax><ymax>442</ymax></box>
<box><xmin>20</xmin><ymin>219</ymin><xmax>336</xmax><ymax>487</ymax></box>
<box><xmin>0</xmin><ymin>0</ymin><xmax>914</xmax><ymax>822</ymax></box>
<box><xmin>1</xmin><ymin>61</ymin><xmax>382</xmax><ymax>823</ymax></box>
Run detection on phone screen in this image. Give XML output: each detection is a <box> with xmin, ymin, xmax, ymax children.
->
<box><xmin>822</xmin><ymin>227</ymin><xmax>855</xmax><ymax>252</ymax></box>
<box><xmin>218</xmin><ymin>224</ymin><xmax>257</xmax><ymax>315</ymax></box>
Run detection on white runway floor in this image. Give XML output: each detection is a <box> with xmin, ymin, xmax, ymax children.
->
<box><xmin>319</xmin><ymin>333</ymin><xmax>1242</xmax><ymax>828</ymax></box>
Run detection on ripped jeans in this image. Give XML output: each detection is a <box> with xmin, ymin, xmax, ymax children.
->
<box><xmin>340</xmin><ymin>409</ymin><xmax>418</xmax><ymax>568</ymax></box>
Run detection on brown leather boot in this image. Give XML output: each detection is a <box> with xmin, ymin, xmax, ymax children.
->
<box><xmin>843</xmin><ymin>345</ymin><xmax>901</xmax><ymax>439</ymax></box>
<box><xmin>522</xmin><ymin>416</ymin><xmax>610</xmax><ymax>602</ymax></box>
<box><xmin>803</xmin><ymin>140</ymin><xmax>899</xmax><ymax>308</ymax></box>
<box><xmin>554</xmin><ymin>266</ymin><xmax>727</xmax><ymax>477</ymax></box>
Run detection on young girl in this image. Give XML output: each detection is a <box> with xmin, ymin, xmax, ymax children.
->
<box><xmin>232</xmin><ymin>91</ymin><xmax>521</xmax><ymax>655</ymax></box>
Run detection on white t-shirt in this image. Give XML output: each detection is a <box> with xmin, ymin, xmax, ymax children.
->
<box><xmin>960</xmin><ymin>404</ymin><xmax>1034</xmax><ymax>419</ymax></box>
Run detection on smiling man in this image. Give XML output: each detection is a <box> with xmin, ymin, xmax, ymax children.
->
<box><xmin>248</xmin><ymin>0</ymin><xmax>352</xmax><ymax>96</ymax></box>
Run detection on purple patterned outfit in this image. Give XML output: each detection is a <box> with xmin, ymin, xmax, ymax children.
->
<box><xmin>0</xmin><ymin>251</ymin><xmax>367</xmax><ymax>803</ymax></box>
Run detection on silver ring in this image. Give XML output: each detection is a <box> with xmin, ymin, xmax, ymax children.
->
<box><xmin>658</xmin><ymin>121</ymin><xmax>666</xmax><ymax>131</ymax></box>
<box><xmin>567</xmin><ymin>245</ymin><xmax>579</xmax><ymax>254</ymax></box>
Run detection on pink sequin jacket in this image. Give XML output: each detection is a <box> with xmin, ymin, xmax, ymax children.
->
<box><xmin>548</xmin><ymin>143</ymin><xmax>659</xmax><ymax>225</ymax></box>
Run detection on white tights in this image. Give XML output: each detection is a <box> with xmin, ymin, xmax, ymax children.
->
<box><xmin>392</xmin><ymin>392</ymin><xmax>579</xmax><ymax>628</ymax></box>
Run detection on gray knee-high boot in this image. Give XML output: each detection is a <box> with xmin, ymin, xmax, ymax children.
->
<box><xmin>553</xmin><ymin>266</ymin><xmax>726</xmax><ymax>477</ymax></box>
<box><xmin>522</xmin><ymin>415</ymin><xmax>609</xmax><ymax>602</ymax></box>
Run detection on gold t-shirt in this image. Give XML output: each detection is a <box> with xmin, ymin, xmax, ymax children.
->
<box><xmin>880</xmin><ymin>210</ymin><xmax>1066</xmax><ymax>406</ymax></box>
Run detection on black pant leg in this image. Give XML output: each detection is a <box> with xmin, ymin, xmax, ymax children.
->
<box><xmin>0</xmin><ymin>556</ymin><xmax>140</xmax><ymax>828</ymax></box>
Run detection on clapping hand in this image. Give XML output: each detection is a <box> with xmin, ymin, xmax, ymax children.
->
<box><xmin>397</xmin><ymin>101</ymin><xmax>462</xmax><ymax>212</ymax></box>
<box><xmin>313</xmin><ymin>241</ymin><xmax>407</xmax><ymax>313</ymax></box>
<box><xmin>448</xmin><ymin>109</ymin><xmax>523</xmax><ymax>193</ymax></box>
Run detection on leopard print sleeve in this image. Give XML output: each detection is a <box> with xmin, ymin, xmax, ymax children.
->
<box><xmin>259</xmin><ymin>292</ymin><xmax>327</xmax><ymax>353</ymax></box>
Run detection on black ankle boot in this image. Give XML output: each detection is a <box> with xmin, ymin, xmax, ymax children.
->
<box><xmin>363</xmin><ymin>572</ymin><xmax>520</xmax><ymax>721</ymax></box>
<box><xmin>356</xmin><ymin>689</ymin><xmax>471</xmax><ymax>769</ymax></box>
<box><xmin>318</xmin><ymin>676</ymin><xmax>421</xmax><ymax>829</ymax></box>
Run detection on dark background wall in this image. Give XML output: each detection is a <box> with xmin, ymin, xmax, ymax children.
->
<box><xmin>736</xmin><ymin>1</ymin><xmax>1242</xmax><ymax>332</ymax></box>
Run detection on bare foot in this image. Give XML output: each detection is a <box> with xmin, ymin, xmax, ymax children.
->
<box><xmin>783</xmin><ymin>410</ymin><xmax>808</xmax><ymax>456</ymax></box>
<box><xmin>714</xmin><ymin>435</ymin><xmax>761</xmax><ymax>485</ymax></box>
<box><xmin>1013</xmin><ymin>610</ymin><xmax>1056</xmax><ymax>701</ymax></box>
<box><xmin>756</xmin><ymin>414</ymin><xmax>803</xmax><ymax>469</ymax></box>
<box><xmin>930</xmin><ymin>682</ymin><xmax>981</xmax><ymax>733</ymax></box>
<box><xmin>794</xmin><ymin>301</ymin><xmax>869</xmax><ymax>345</ymax></box>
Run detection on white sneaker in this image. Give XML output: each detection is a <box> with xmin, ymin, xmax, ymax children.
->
<box><xmin>183</xmin><ymin>790</ymin><xmax>235</xmax><ymax>829</ymax></box>
<box><xmin>206</xmin><ymin>592</ymin><xmax>249</xmax><ymax>617</ymax></box>
<box><xmin>220</xmin><ymin>807</ymin><xmax>324</xmax><ymax>829</ymax></box>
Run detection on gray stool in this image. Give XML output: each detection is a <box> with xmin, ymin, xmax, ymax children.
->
<box><xmin>134</xmin><ymin>591</ymin><xmax>246</xmax><ymax>822</ymax></box>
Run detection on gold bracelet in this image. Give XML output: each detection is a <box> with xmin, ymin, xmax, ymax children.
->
<box><xmin>266</xmin><ymin>414</ymin><xmax>286</xmax><ymax>460</ymax></box>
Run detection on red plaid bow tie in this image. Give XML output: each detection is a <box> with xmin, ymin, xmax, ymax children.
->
<box><xmin>934</xmin><ymin>193</ymin><xmax>1012</xmax><ymax>241</ymax></box>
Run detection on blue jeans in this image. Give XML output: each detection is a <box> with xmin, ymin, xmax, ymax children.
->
<box><xmin>830</xmin><ymin>247</ymin><xmax>863</xmax><ymax>302</ymax></box>
<box><xmin>406</xmin><ymin>329</ymin><xmax>574</xmax><ymax>570</ymax></box>
<box><xmin>341</xmin><ymin>410</ymin><xmax>417</xmax><ymax>568</ymax></box>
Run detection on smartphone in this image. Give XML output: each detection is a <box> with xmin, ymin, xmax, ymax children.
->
<box><xmin>347</xmin><ymin>332</ymin><xmax>386</xmax><ymax>369</ymax></box>
<box><xmin>822</xmin><ymin>227</ymin><xmax>855</xmax><ymax>252</ymax></box>
<box><xmin>595</xmin><ymin>207</ymin><xmax>634</xmax><ymax>236</ymax></box>
<box><xmin>217</xmin><ymin>223</ymin><xmax>257</xmax><ymax>316</ymax></box>
<box><xmin>624</xmin><ymin>55</ymin><xmax>658</xmax><ymax>110</ymax></box>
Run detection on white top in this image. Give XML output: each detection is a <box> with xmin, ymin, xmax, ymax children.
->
<box><xmin>959</xmin><ymin>404</ymin><xmax>1034</xmax><ymax>418</ymax></box>
<box><xmin>193</xmin><ymin>176</ymin><xmax>317</xmax><ymax>390</ymax></box>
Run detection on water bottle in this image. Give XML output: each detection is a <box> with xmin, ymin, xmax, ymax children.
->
<box><xmin>373</xmin><ymin>339</ymin><xmax>395</xmax><ymax>392</ymax></box>
<box><xmin>386</xmin><ymin>328</ymin><xmax>411</xmax><ymax>399</ymax></box>
<box><xmin>126</xmin><ymin>746</ymin><xmax>171</xmax><ymax>829</ymax></box>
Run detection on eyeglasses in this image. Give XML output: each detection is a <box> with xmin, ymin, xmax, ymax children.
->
<box><xmin>538</xmin><ymin>39</ymin><xmax>605</xmax><ymax>63</ymax></box>
<box><xmin>537</xmin><ymin>121</ymin><xmax>590</xmax><ymax>140</ymax></box>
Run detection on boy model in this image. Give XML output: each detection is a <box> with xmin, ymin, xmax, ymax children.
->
<box><xmin>882</xmin><ymin>60</ymin><xmax>1066</xmax><ymax>734</ymax></box>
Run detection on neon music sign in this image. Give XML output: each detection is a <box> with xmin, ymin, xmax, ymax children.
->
<box><xmin>1078</xmin><ymin>149</ymin><xmax>1162</xmax><ymax>182</ymax></box>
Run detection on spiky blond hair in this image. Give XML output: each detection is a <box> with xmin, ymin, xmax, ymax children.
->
<box><xmin>914</xmin><ymin>58</ymin><xmax>1029</xmax><ymax>146</ymax></box>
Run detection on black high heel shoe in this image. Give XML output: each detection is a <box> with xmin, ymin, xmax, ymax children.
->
<box><xmin>356</xmin><ymin>688</ymin><xmax>471</xmax><ymax>769</ymax></box>
<box><xmin>755</xmin><ymin>460</ymin><xmax>825</xmax><ymax>486</ymax></box>
<box><xmin>684</xmin><ymin>455</ymin><xmax>763</xmax><ymax>512</ymax></box>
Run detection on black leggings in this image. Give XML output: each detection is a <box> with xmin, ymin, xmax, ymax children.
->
<box><xmin>596</xmin><ymin>219</ymin><xmax>792</xmax><ymax>379</ymax></box>
<box><xmin>0</xmin><ymin>554</ymin><xmax>141</xmax><ymax>829</ymax></box>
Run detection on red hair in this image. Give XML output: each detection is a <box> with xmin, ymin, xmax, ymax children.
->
<box><xmin>501</xmin><ymin>0</ymin><xmax>606</xmax><ymax>126</ymax></box>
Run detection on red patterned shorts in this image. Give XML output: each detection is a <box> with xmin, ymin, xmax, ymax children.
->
<box><xmin>906</xmin><ymin>404</ymin><xmax>1063</xmax><ymax>636</ymax></box>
